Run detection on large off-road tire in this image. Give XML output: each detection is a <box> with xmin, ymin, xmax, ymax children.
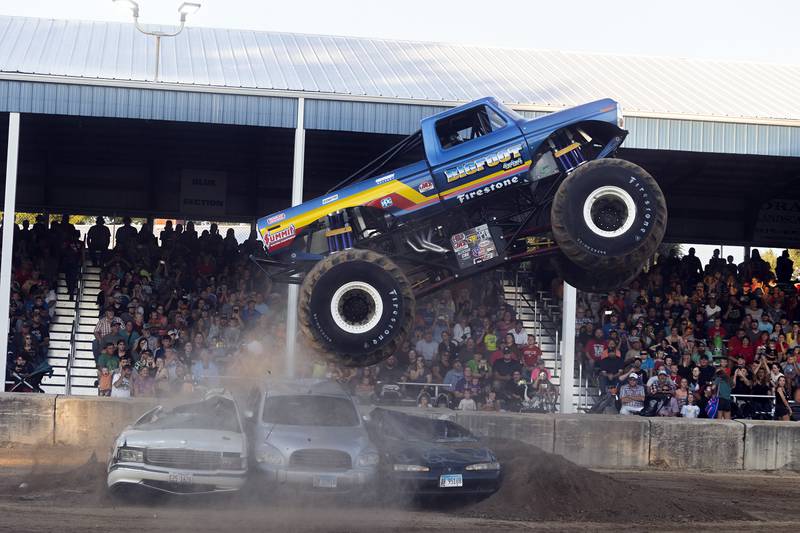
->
<box><xmin>298</xmin><ymin>249</ymin><xmax>415</xmax><ymax>367</ymax></box>
<box><xmin>550</xmin><ymin>158</ymin><xmax>667</xmax><ymax>271</ymax></box>
<box><xmin>552</xmin><ymin>252</ymin><xmax>642</xmax><ymax>293</ymax></box>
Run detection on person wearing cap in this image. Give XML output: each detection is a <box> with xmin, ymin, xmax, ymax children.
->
<box><xmin>619</xmin><ymin>373</ymin><xmax>646</xmax><ymax>415</ymax></box>
<box><xmin>648</xmin><ymin>369</ymin><xmax>676</xmax><ymax>397</ymax></box>
<box><xmin>86</xmin><ymin>216</ymin><xmax>111</xmax><ymax>267</ymax></box>
<box><xmin>100</xmin><ymin>319</ymin><xmax>126</xmax><ymax>350</ymax></box>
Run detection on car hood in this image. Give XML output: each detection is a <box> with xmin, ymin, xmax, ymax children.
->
<box><xmin>119</xmin><ymin>428</ymin><xmax>245</xmax><ymax>454</ymax></box>
<box><xmin>385</xmin><ymin>439</ymin><xmax>495</xmax><ymax>466</ymax></box>
<box><xmin>262</xmin><ymin>424</ymin><xmax>372</xmax><ymax>457</ymax></box>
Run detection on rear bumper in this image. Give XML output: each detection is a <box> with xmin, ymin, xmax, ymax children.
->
<box><xmin>107</xmin><ymin>463</ymin><xmax>247</xmax><ymax>495</ymax></box>
<box><xmin>254</xmin><ymin>463</ymin><xmax>376</xmax><ymax>492</ymax></box>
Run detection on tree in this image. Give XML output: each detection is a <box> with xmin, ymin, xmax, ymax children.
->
<box><xmin>761</xmin><ymin>249</ymin><xmax>778</xmax><ymax>273</ymax></box>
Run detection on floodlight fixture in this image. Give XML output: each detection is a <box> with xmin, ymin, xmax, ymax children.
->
<box><xmin>178</xmin><ymin>2</ymin><xmax>202</xmax><ymax>22</ymax></box>
<box><xmin>112</xmin><ymin>0</ymin><xmax>140</xmax><ymax>18</ymax></box>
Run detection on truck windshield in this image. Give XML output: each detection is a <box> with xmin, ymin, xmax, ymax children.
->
<box><xmin>262</xmin><ymin>395</ymin><xmax>360</xmax><ymax>427</ymax></box>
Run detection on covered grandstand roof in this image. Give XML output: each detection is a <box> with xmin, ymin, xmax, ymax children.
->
<box><xmin>0</xmin><ymin>15</ymin><xmax>798</xmax><ymax>124</ymax></box>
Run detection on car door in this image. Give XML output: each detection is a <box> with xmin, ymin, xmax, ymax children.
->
<box><xmin>425</xmin><ymin>103</ymin><xmax>532</xmax><ymax>206</ymax></box>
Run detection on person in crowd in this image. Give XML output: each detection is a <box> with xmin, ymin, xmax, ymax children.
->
<box><xmin>619</xmin><ymin>373</ymin><xmax>646</xmax><ymax>415</ymax></box>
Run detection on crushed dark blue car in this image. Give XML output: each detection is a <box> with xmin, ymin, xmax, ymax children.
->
<box><xmin>367</xmin><ymin>409</ymin><xmax>502</xmax><ymax>496</ymax></box>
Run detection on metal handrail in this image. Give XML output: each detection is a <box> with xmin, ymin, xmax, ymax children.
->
<box><xmin>64</xmin><ymin>252</ymin><xmax>85</xmax><ymax>396</ymax></box>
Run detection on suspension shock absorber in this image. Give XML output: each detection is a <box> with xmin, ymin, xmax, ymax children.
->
<box><xmin>548</xmin><ymin>129</ymin><xmax>586</xmax><ymax>173</ymax></box>
<box><xmin>325</xmin><ymin>211</ymin><xmax>354</xmax><ymax>253</ymax></box>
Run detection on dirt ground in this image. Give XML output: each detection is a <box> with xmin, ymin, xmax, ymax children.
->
<box><xmin>1</xmin><ymin>442</ymin><xmax>800</xmax><ymax>532</ymax></box>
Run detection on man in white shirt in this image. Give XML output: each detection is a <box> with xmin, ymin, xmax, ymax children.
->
<box><xmin>511</xmin><ymin>320</ymin><xmax>528</xmax><ymax>345</ymax></box>
<box><xmin>110</xmin><ymin>366</ymin><xmax>133</xmax><ymax>398</ymax></box>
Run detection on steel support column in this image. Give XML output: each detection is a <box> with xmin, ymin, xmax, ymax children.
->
<box><xmin>0</xmin><ymin>113</ymin><xmax>20</xmax><ymax>387</ymax></box>
<box><xmin>285</xmin><ymin>98</ymin><xmax>305</xmax><ymax>377</ymax></box>
<box><xmin>559</xmin><ymin>281</ymin><xmax>577</xmax><ymax>414</ymax></box>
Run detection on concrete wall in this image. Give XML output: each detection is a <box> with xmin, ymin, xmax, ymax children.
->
<box><xmin>3</xmin><ymin>393</ymin><xmax>800</xmax><ymax>471</ymax></box>
<box><xmin>0</xmin><ymin>392</ymin><xmax>55</xmax><ymax>446</ymax></box>
<box><xmin>554</xmin><ymin>414</ymin><xmax>650</xmax><ymax>468</ymax></box>
<box><xmin>741</xmin><ymin>420</ymin><xmax>800</xmax><ymax>471</ymax></box>
<box><xmin>649</xmin><ymin>418</ymin><xmax>744</xmax><ymax>470</ymax></box>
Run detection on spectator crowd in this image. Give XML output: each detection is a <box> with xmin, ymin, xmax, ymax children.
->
<box><xmin>5</xmin><ymin>214</ymin><xmax>798</xmax><ymax>423</ymax></box>
<box><xmin>574</xmin><ymin>247</ymin><xmax>799</xmax><ymax>420</ymax></box>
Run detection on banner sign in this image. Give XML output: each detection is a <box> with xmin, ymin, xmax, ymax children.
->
<box><xmin>180</xmin><ymin>170</ymin><xmax>227</xmax><ymax>217</ymax></box>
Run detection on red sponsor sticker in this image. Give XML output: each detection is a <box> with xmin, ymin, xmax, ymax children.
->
<box><xmin>418</xmin><ymin>180</ymin><xmax>434</xmax><ymax>193</ymax></box>
<box><xmin>266</xmin><ymin>224</ymin><xmax>296</xmax><ymax>250</ymax></box>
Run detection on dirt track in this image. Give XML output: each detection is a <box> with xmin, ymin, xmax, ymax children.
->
<box><xmin>2</xmin><ymin>468</ymin><xmax>800</xmax><ymax>532</ymax></box>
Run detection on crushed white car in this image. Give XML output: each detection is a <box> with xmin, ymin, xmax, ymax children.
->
<box><xmin>107</xmin><ymin>392</ymin><xmax>248</xmax><ymax>495</ymax></box>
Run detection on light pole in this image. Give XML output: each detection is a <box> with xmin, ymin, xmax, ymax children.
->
<box><xmin>112</xmin><ymin>1</ymin><xmax>201</xmax><ymax>81</ymax></box>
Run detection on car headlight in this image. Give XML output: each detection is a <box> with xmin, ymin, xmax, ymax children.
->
<box><xmin>357</xmin><ymin>451</ymin><xmax>379</xmax><ymax>467</ymax></box>
<box><xmin>256</xmin><ymin>444</ymin><xmax>284</xmax><ymax>466</ymax></box>
<box><xmin>117</xmin><ymin>447</ymin><xmax>144</xmax><ymax>463</ymax></box>
<box><xmin>393</xmin><ymin>464</ymin><xmax>430</xmax><ymax>472</ymax></box>
<box><xmin>465</xmin><ymin>462</ymin><xmax>501</xmax><ymax>471</ymax></box>
<box><xmin>220</xmin><ymin>453</ymin><xmax>246</xmax><ymax>470</ymax></box>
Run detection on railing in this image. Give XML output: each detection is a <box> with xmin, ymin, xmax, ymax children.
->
<box><xmin>731</xmin><ymin>394</ymin><xmax>776</xmax><ymax>418</ymax></box>
<box><xmin>63</xmin><ymin>255</ymin><xmax>85</xmax><ymax>396</ymax></box>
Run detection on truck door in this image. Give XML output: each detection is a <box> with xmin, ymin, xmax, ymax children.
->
<box><xmin>424</xmin><ymin>103</ymin><xmax>532</xmax><ymax>206</ymax></box>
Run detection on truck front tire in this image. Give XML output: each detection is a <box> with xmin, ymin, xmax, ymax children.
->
<box><xmin>550</xmin><ymin>158</ymin><xmax>666</xmax><ymax>271</ymax></box>
<box><xmin>298</xmin><ymin>249</ymin><xmax>415</xmax><ymax>367</ymax></box>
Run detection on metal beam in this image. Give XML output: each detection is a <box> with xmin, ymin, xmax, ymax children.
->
<box><xmin>0</xmin><ymin>112</ymin><xmax>20</xmax><ymax>387</ymax></box>
<box><xmin>285</xmin><ymin>98</ymin><xmax>305</xmax><ymax>378</ymax></box>
<box><xmin>559</xmin><ymin>281</ymin><xmax>576</xmax><ymax>414</ymax></box>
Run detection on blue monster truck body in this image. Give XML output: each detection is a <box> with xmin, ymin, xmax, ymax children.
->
<box><xmin>254</xmin><ymin>97</ymin><xmax>666</xmax><ymax>367</ymax></box>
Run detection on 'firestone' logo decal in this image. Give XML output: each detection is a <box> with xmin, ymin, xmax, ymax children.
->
<box><xmin>266</xmin><ymin>224</ymin><xmax>296</xmax><ymax>249</ymax></box>
<box><xmin>445</xmin><ymin>143</ymin><xmax>524</xmax><ymax>182</ymax></box>
<box><xmin>457</xmin><ymin>175</ymin><xmax>523</xmax><ymax>204</ymax></box>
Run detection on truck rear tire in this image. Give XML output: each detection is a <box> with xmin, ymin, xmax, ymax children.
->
<box><xmin>552</xmin><ymin>252</ymin><xmax>641</xmax><ymax>293</ymax></box>
<box><xmin>550</xmin><ymin>158</ymin><xmax>666</xmax><ymax>271</ymax></box>
<box><xmin>298</xmin><ymin>249</ymin><xmax>415</xmax><ymax>367</ymax></box>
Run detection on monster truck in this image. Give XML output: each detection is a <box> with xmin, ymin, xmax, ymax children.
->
<box><xmin>255</xmin><ymin>97</ymin><xmax>667</xmax><ymax>367</ymax></box>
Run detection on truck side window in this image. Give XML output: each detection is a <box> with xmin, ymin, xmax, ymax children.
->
<box><xmin>436</xmin><ymin>105</ymin><xmax>507</xmax><ymax>149</ymax></box>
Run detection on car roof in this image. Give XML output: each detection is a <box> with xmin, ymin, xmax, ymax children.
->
<box><xmin>263</xmin><ymin>378</ymin><xmax>351</xmax><ymax>398</ymax></box>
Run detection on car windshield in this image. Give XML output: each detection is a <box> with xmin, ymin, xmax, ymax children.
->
<box><xmin>135</xmin><ymin>396</ymin><xmax>241</xmax><ymax>433</ymax></box>
<box><xmin>262</xmin><ymin>395</ymin><xmax>360</xmax><ymax>427</ymax></box>
<box><xmin>374</xmin><ymin>410</ymin><xmax>476</xmax><ymax>443</ymax></box>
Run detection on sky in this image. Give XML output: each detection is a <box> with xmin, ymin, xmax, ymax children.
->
<box><xmin>1</xmin><ymin>0</ymin><xmax>798</xmax><ymax>65</ymax></box>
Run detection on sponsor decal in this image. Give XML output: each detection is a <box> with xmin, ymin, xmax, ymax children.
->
<box><xmin>322</xmin><ymin>194</ymin><xmax>338</xmax><ymax>205</ymax></box>
<box><xmin>266</xmin><ymin>224</ymin><xmax>296</xmax><ymax>249</ymax></box>
<box><xmin>456</xmin><ymin>175</ymin><xmax>523</xmax><ymax>204</ymax></box>
<box><xmin>380</xmin><ymin>196</ymin><xmax>393</xmax><ymax>208</ymax></box>
<box><xmin>266</xmin><ymin>213</ymin><xmax>285</xmax><ymax>224</ymax></box>
<box><xmin>375</xmin><ymin>173</ymin><xmax>396</xmax><ymax>185</ymax></box>
<box><xmin>418</xmin><ymin>180</ymin><xmax>435</xmax><ymax>193</ymax></box>
<box><xmin>445</xmin><ymin>143</ymin><xmax>524</xmax><ymax>183</ymax></box>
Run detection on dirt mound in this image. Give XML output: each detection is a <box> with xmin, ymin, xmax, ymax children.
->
<box><xmin>465</xmin><ymin>438</ymin><xmax>749</xmax><ymax>523</ymax></box>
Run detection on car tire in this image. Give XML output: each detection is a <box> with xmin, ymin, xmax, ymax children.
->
<box><xmin>552</xmin><ymin>251</ymin><xmax>642</xmax><ymax>293</ymax></box>
<box><xmin>550</xmin><ymin>158</ymin><xmax>666</xmax><ymax>271</ymax></box>
<box><xmin>299</xmin><ymin>249</ymin><xmax>415</xmax><ymax>367</ymax></box>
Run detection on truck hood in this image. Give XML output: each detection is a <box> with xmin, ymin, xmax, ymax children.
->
<box><xmin>119</xmin><ymin>428</ymin><xmax>245</xmax><ymax>454</ymax></box>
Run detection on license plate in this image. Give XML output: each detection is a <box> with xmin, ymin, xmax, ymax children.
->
<box><xmin>439</xmin><ymin>474</ymin><xmax>463</xmax><ymax>488</ymax></box>
<box><xmin>313</xmin><ymin>475</ymin><xmax>338</xmax><ymax>489</ymax></box>
<box><xmin>168</xmin><ymin>472</ymin><xmax>193</xmax><ymax>484</ymax></box>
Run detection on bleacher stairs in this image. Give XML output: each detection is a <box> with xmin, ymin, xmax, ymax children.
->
<box><xmin>39</xmin><ymin>261</ymin><xmax>100</xmax><ymax>395</ymax></box>
<box><xmin>501</xmin><ymin>279</ymin><xmax>598</xmax><ymax>411</ymax></box>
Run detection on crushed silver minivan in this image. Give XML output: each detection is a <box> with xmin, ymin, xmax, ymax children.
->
<box><xmin>107</xmin><ymin>391</ymin><xmax>248</xmax><ymax>495</ymax></box>
<box><xmin>246</xmin><ymin>379</ymin><xmax>378</xmax><ymax>491</ymax></box>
